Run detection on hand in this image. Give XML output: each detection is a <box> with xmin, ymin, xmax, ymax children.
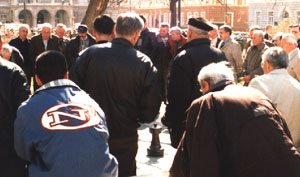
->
<box><xmin>242</xmin><ymin>75</ymin><xmax>251</xmax><ymax>83</ymax></box>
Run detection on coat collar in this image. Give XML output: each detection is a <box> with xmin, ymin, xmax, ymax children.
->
<box><xmin>180</xmin><ymin>38</ymin><xmax>210</xmax><ymax>51</ymax></box>
<box><xmin>35</xmin><ymin>79</ymin><xmax>80</xmax><ymax>94</ymax></box>
<box><xmin>112</xmin><ymin>38</ymin><xmax>133</xmax><ymax>48</ymax></box>
<box><xmin>269</xmin><ymin>68</ymin><xmax>288</xmax><ymax>75</ymax></box>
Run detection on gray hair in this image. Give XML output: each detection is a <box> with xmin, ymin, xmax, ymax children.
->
<box><xmin>188</xmin><ymin>25</ymin><xmax>208</xmax><ymax>35</ymax></box>
<box><xmin>198</xmin><ymin>61</ymin><xmax>235</xmax><ymax>89</ymax></box>
<box><xmin>116</xmin><ymin>12</ymin><xmax>144</xmax><ymax>36</ymax></box>
<box><xmin>19</xmin><ymin>24</ymin><xmax>29</xmax><ymax>32</ymax></box>
<box><xmin>282</xmin><ymin>33</ymin><xmax>298</xmax><ymax>47</ymax></box>
<box><xmin>273</xmin><ymin>32</ymin><xmax>283</xmax><ymax>40</ymax></box>
<box><xmin>253</xmin><ymin>30</ymin><xmax>264</xmax><ymax>39</ymax></box>
<box><xmin>41</xmin><ymin>23</ymin><xmax>52</xmax><ymax>30</ymax></box>
<box><xmin>170</xmin><ymin>26</ymin><xmax>182</xmax><ymax>34</ymax></box>
<box><xmin>1</xmin><ymin>44</ymin><xmax>12</xmax><ymax>55</ymax></box>
<box><xmin>56</xmin><ymin>23</ymin><xmax>66</xmax><ymax>30</ymax></box>
<box><xmin>262</xmin><ymin>47</ymin><xmax>289</xmax><ymax>69</ymax></box>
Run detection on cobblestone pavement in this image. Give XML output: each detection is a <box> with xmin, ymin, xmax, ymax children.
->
<box><xmin>135</xmin><ymin>104</ymin><xmax>176</xmax><ymax>177</ymax></box>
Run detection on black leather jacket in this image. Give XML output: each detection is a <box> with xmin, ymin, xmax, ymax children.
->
<box><xmin>70</xmin><ymin>38</ymin><xmax>161</xmax><ymax>139</ymax></box>
<box><xmin>0</xmin><ymin>59</ymin><xmax>29</xmax><ymax>176</ymax></box>
<box><xmin>163</xmin><ymin>38</ymin><xmax>226</xmax><ymax>127</ymax></box>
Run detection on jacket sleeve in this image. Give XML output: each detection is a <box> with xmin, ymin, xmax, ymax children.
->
<box><xmin>138</xmin><ymin>58</ymin><xmax>161</xmax><ymax>123</ymax></box>
<box><xmin>69</xmin><ymin>48</ymin><xmax>93</xmax><ymax>89</ymax></box>
<box><xmin>14</xmin><ymin>109</ymin><xmax>32</xmax><ymax>162</ymax></box>
<box><xmin>170</xmin><ymin>97</ymin><xmax>221</xmax><ymax>177</ymax></box>
<box><xmin>232</xmin><ymin>43</ymin><xmax>243</xmax><ymax>73</ymax></box>
<box><xmin>11</xmin><ymin>66</ymin><xmax>30</xmax><ymax>111</ymax></box>
<box><xmin>163</xmin><ymin>54</ymin><xmax>194</xmax><ymax>126</ymax></box>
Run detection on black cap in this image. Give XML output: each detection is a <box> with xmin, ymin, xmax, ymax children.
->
<box><xmin>188</xmin><ymin>17</ymin><xmax>213</xmax><ymax>31</ymax></box>
<box><xmin>77</xmin><ymin>24</ymin><xmax>88</xmax><ymax>33</ymax></box>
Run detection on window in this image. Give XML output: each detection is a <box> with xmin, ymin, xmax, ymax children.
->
<box><xmin>181</xmin><ymin>12</ymin><xmax>184</xmax><ymax>26</ymax></box>
<box><xmin>255</xmin><ymin>11</ymin><xmax>261</xmax><ymax>26</ymax></box>
<box><xmin>193</xmin><ymin>12</ymin><xmax>199</xmax><ymax>17</ymax></box>
<box><xmin>268</xmin><ymin>11</ymin><xmax>274</xmax><ymax>25</ymax></box>
<box><xmin>187</xmin><ymin>12</ymin><xmax>192</xmax><ymax>21</ymax></box>
<box><xmin>200</xmin><ymin>11</ymin><xmax>206</xmax><ymax>18</ymax></box>
<box><xmin>164</xmin><ymin>13</ymin><xmax>168</xmax><ymax>23</ymax></box>
<box><xmin>226</xmin><ymin>0</ymin><xmax>234</xmax><ymax>5</ymax></box>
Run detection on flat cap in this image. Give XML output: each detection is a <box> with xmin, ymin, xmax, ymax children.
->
<box><xmin>77</xmin><ymin>24</ymin><xmax>88</xmax><ymax>33</ymax></box>
<box><xmin>188</xmin><ymin>17</ymin><xmax>213</xmax><ymax>31</ymax></box>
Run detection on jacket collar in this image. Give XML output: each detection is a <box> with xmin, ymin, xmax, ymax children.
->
<box><xmin>289</xmin><ymin>47</ymin><xmax>300</xmax><ymax>61</ymax></box>
<box><xmin>112</xmin><ymin>38</ymin><xmax>133</xmax><ymax>48</ymax></box>
<box><xmin>269</xmin><ymin>68</ymin><xmax>288</xmax><ymax>75</ymax></box>
<box><xmin>253</xmin><ymin>42</ymin><xmax>265</xmax><ymax>51</ymax></box>
<box><xmin>180</xmin><ymin>38</ymin><xmax>210</xmax><ymax>51</ymax></box>
<box><xmin>35</xmin><ymin>79</ymin><xmax>80</xmax><ymax>93</ymax></box>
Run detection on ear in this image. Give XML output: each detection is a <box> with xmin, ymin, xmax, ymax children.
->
<box><xmin>64</xmin><ymin>72</ymin><xmax>69</xmax><ymax>80</ymax></box>
<box><xmin>35</xmin><ymin>74</ymin><xmax>43</xmax><ymax>86</ymax></box>
<box><xmin>92</xmin><ymin>30</ymin><xmax>96</xmax><ymax>38</ymax></box>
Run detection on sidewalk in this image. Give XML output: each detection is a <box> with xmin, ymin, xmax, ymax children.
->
<box><xmin>136</xmin><ymin>104</ymin><xmax>176</xmax><ymax>177</ymax></box>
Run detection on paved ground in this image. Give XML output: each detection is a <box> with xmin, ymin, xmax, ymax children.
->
<box><xmin>136</xmin><ymin>104</ymin><xmax>176</xmax><ymax>177</ymax></box>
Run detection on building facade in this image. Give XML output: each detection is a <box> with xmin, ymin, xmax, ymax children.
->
<box><xmin>135</xmin><ymin>0</ymin><xmax>249</xmax><ymax>31</ymax></box>
<box><xmin>249</xmin><ymin>0</ymin><xmax>300</xmax><ymax>29</ymax></box>
<box><xmin>0</xmin><ymin>0</ymin><xmax>131</xmax><ymax>28</ymax></box>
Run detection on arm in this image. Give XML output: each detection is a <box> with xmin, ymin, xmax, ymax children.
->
<box><xmin>232</xmin><ymin>43</ymin><xmax>243</xmax><ymax>73</ymax></box>
<box><xmin>69</xmin><ymin>47</ymin><xmax>93</xmax><ymax>88</ymax></box>
<box><xmin>138</xmin><ymin>57</ymin><xmax>161</xmax><ymax>123</ymax></box>
<box><xmin>163</xmin><ymin>54</ymin><xmax>194</xmax><ymax>127</ymax></box>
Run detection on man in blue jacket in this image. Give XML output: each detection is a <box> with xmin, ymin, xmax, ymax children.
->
<box><xmin>14</xmin><ymin>50</ymin><xmax>118</xmax><ymax>177</ymax></box>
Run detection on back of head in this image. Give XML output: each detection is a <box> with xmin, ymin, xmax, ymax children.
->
<box><xmin>262</xmin><ymin>47</ymin><xmax>289</xmax><ymax>69</ymax></box>
<box><xmin>35</xmin><ymin>50</ymin><xmax>67</xmax><ymax>84</ymax></box>
<box><xmin>93</xmin><ymin>15</ymin><xmax>115</xmax><ymax>35</ymax></box>
<box><xmin>115</xmin><ymin>13</ymin><xmax>144</xmax><ymax>36</ymax></box>
<box><xmin>198</xmin><ymin>61</ymin><xmax>235</xmax><ymax>91</ymax></box>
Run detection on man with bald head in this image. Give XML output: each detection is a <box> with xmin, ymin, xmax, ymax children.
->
<box><xmin>242</xmin><ymin>30</ymin><xmax>268</xmax><ymax>85</ymax></box>
<box><xmin>30</xmin><ymin>23</ymin><xmax>60</xmax><ymax>89</ymax></box>
<box><xmin>281</xmin><ymin>33</ymin><xmax>300</xmax><ymax>82</ymax></box>
<box><xmin>9</xmin><ymin>24</ymin><xmax>33</xmax><ymax>83</ymax></box>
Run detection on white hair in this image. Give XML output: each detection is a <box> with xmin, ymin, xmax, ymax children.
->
<box><xmin>19</xmin><ymin>24</ymin><xmax>29</xmax><ymax>31</ymax></box>
<box><xmin>1</xmin><ymin>44</ymin><xmax>12</xmax><ymax>54</ymax></box>
<box><xmin>188</xmin><ymin>25</ymin><xmax>208</xmax><ymax>35</ymax></box>
<box><xmin>198</xmin><ymin>61</ymin><xmax>235</xmax><ymax>89</ymax></box>
<box><xmin>253</xmin><ymin>30</ymin><xmax>264</xmax><ymax>39</ymax></box>
<box><xmin>282</xmin><ymin>33</ymin><xmax>298</xmax><ymax>47</ymax></box>
<box><xmin>41</xmin><ymin>23</ymin><xmax>52</xmax><ymax>30</ymax></box>
<box><xmin>170</xmin><ymin>26</ymin><xmax>182</xmax><ymax>34</ymax></box>
<box><xmin>262</xmin><ymin>47</ymin><xmax>289</xmax><ymax>69</ymax></box>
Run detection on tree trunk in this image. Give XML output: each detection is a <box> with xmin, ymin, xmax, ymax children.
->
<box><xmin>81</xmin><ymin>0</ymin><xmax>110</xmax><ymax>33</ymax></box>
<box><xmin>170</xmin><ymin>0</ymin><xmax>177</xmax><ymax>27</ymax></box>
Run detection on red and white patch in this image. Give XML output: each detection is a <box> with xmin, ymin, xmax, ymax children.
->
<box><xmin>41</xmin><ymin>103</ymin><xmax>101</xmax><ymax>131</ymax></box>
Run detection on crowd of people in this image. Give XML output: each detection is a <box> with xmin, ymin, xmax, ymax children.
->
<box><xmin>1</xmin><ymin>11</ymin><xmax>300</xmax><ymax>177</ymax></box>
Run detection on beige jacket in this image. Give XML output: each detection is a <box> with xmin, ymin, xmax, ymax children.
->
<box><xmin>249</xmin><ymin>69</ymin><xmax>300</xmax><ymax>151</ymax></box>
<box><xmin>219</xmin><ymin>38</ymin><xmax>243</xmax><ymax>74</ymax></box>
<box><xmin>287</xmin><ymin>48</ymin><xmax>300</xmax><ymax>82</ymax></box>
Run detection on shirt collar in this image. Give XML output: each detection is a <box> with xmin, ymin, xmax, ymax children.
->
<box><xmin>288</xmin><ymin>48</ymin><xmax>299</xmax><ymax>59</ymax></box>
<box><xmin>269</xmin><ymin>68</ymin><xmax>288</xmax><ymax>75</ymax></box>
<box><xmin>35</xmin><ymin>79</ymin><xmax>80</xmax><ymax>93</ymax></box>
<box><xmin>224</xmin><ymin>37</ymin><xmax>230</xmax><ymax>45</ymax></box>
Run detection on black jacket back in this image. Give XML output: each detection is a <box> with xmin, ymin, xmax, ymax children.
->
<box><xmin>70</xmin><ymin>38</ymin><xmax>161</xmax><ymax>139</ymax></box>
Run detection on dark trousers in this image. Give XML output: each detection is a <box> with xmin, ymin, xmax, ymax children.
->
<box><xmin>109</xmin><ymin>136</ymin><xmax>138</xmax><ymax>177</ymax></box>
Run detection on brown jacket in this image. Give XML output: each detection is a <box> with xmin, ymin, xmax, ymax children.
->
<box><xmin>242</xmin><ymin>43</ymin><xmax>268</xmax><ymax>79</ymax></box>
<box><xmin>219</xmin><ymin>38</ymin><xmax>243</xmax><ymax>74</ymax></box>
<box><xmin>170</xmin><ymin>85</ymin><xmax>300</xmax><ymax>177</ymax></box>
